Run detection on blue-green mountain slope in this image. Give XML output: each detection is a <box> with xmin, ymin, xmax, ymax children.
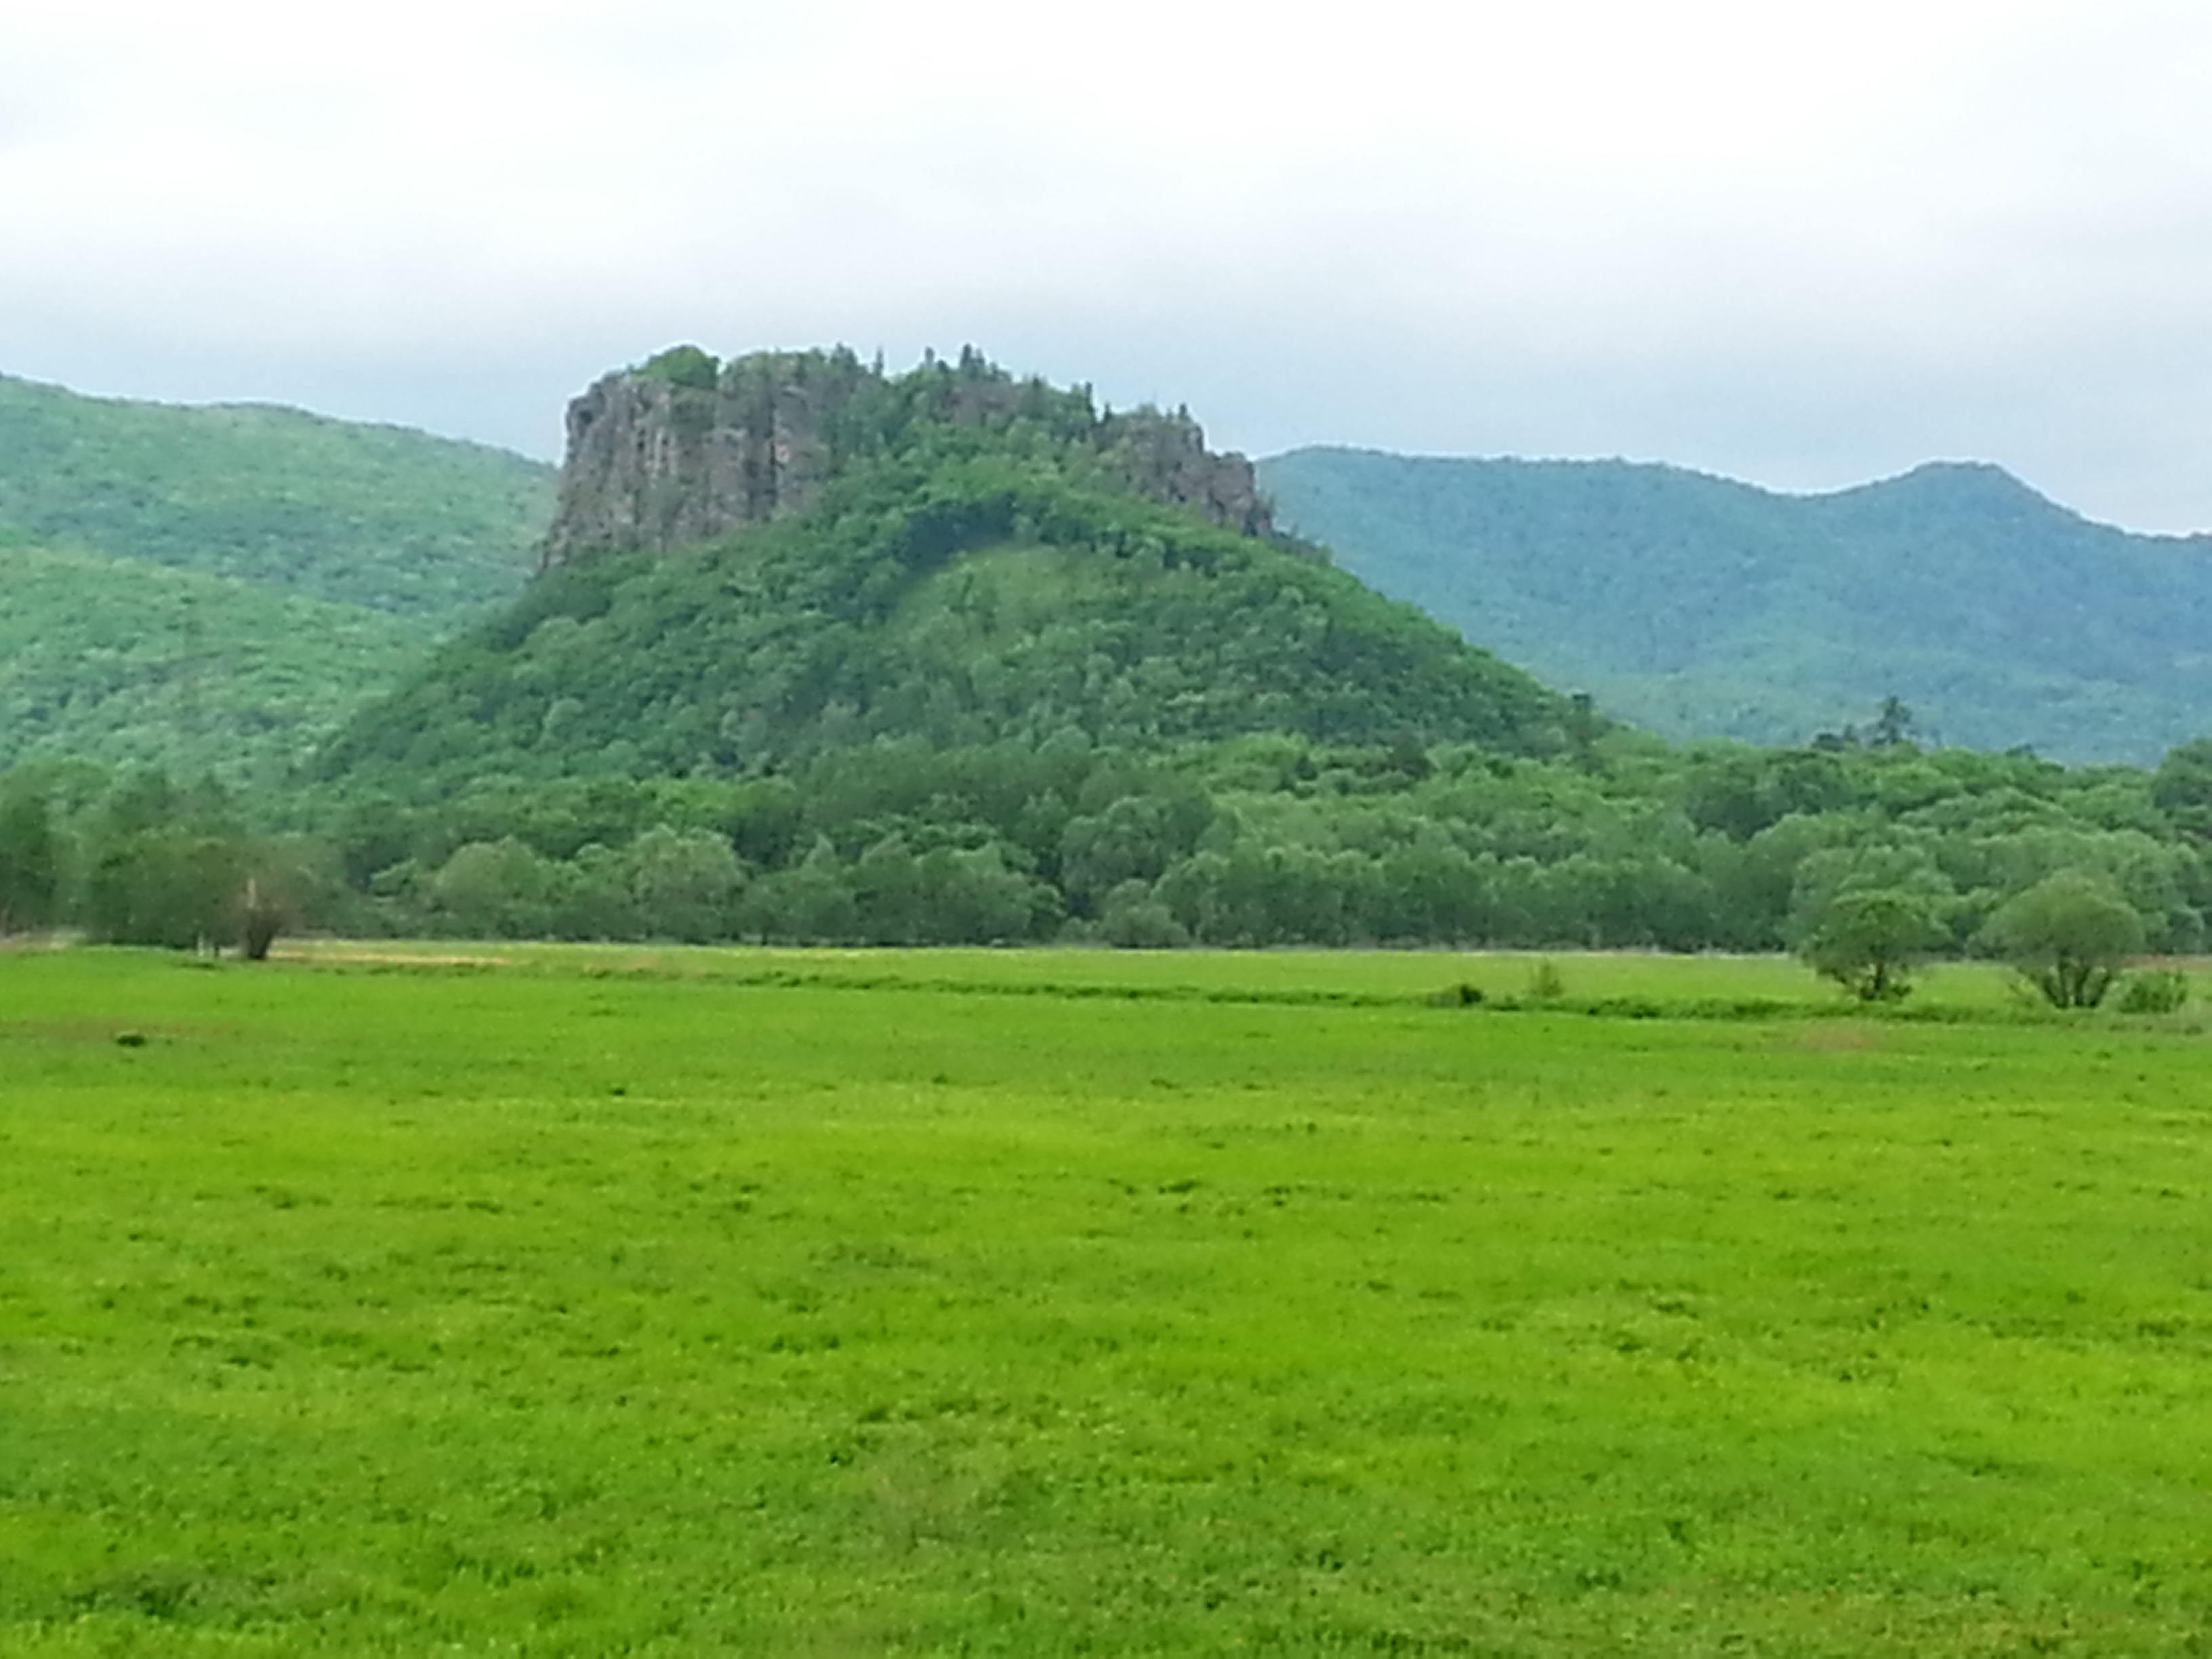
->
<box><xmin>1258</xmin><ymin>448</ymin><xmax>2212</xmax><ymax>764</ymax></box>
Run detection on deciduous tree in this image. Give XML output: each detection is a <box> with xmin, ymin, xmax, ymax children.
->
<box><xmin>1981</xmin><ymin>872</ymin><xmax>2146</xmax><ymax>1009</ymax></box>
<box><xmin>1797</xmin><ymin>887</ymin><xmax>1944</xmax><ymax>1002</ymax></box>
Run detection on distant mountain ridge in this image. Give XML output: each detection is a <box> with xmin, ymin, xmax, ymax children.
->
<box><xmin>0</xmin><ymin>373</ymin><xmax>552</xmax><ymax>615</ymax></box>
<box><xmin>1257</xmin><ymin>447</ymin><xmax>2212</xmax><ymax>764</ymax></box>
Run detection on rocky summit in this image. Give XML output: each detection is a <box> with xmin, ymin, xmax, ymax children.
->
<box><xmin>540</xmin><ymin>344</ymin><xmax>1272</xmax><ymax>569</ymax></box>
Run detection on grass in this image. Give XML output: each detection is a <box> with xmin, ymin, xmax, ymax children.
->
<box><xmin>281</xmin><ymin>937</ymin><xmax>2075</xmax><ymax>1010</ymax></box>
<box><xmin>3</xmin><ymin>945</ymin><xmax>2209</xmax><ymax>1654</ymax></box>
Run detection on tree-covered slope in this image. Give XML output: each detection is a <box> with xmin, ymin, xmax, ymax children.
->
<box><xmin>1258</xmin><ymin>448</ymin><xmax>2212</xmax><ymax>764</ymax></box>
<box><xmin>0</xmin><ymin>372</ymin><xmax>553</xmax><ymax>617</ymax></box>
<box><xmin>0</xmin><ymin>530</ymin><xmax>432</xmax><ymax>781</ymax></box>
<box><xmin>0</xmin><ymin>372</ymin><xmax>556</xmax><ymax>781</ymax></box>
<box><xmin>320</xmin><ymin>444</ymin><xmax>1577</xmax><ymax>798</ymax></box>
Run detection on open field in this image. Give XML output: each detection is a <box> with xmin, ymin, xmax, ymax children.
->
<box><xmin>3</xmin><ymin>945</ymin><xmax>2209</xmax><ymax>1654</ymax></box>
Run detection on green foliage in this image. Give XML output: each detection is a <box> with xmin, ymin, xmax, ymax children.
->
<box><xmin>319</xmin><ymin>437</ymin><xmax>1576</xmax><ymax>797</ymax></box>
<box><xmin>21</xmin><ymin>354</ymin><xmax>2212</xmax><ymax>960</ymax></box>
<box><xmin>7</xmin><ymin>768</ymin><xmax>329</xmax><ymax>954</ymax></box>
<box><xmin>0</xmin><ymin>373</ymin><xmax>554</xmax><ymax>781</ymax></box>
<box><xmin>2150</xmin><ymin>736</ymin><xmax>2212</xmax><ymax>839</ymax></box>
<box><xmin>0</xmin><ymin>539</ymin><xmax>436</xmax><ymax>781</ymax></box>
<box><xmin>2115</xmin><ymin>966</ymin><xmax>2190</xmax><ymax>1014</ymax></box>
<box><xmin>423</xmin><ymin>836</ymin><xmax>562</xmax><ymax>939</ymax></box>
<box><xmin>24</xmin><ymin>712</ymin><xmax>2212</xmax><ymax>958</ymax></box>
<box><xmin>1797</xmin><ymin>886</ymin><xmax>1944</xmax><ymax>1001</ymax></box>
<box><xmin>257</xmin><ymin>729</ymin><xmax>2212</xmax><ymax>954</ymax></box>
<box><xmin>0</xmin><ymin>776</ymin><xmax>60</xmax><ymax>934</ymax></box>
<box><xmin>1980</xmin><ymin>872</ymin><xmax>2148</xmax><ymax>1008</ymax></box>
<box><xmin>638</xmin><ymin>343</ymin><xmax>720</xmax><ymax>390</ymax></box>
<box><xmin>77</xmin><ymin>773</ymin><xmax>249</xmax><ymax>949</ymax></box>
<box><xmin>623</xmin><ymin>824</ymin><xmax>744</xmax><ymax>943</ymax></box>
<box><xmin>0</xmin><ymin>372</ymin><xmax>552</xmax><ymax>616</ymax></box>
<box><xmin>83</xmin><ymin>830</ymin><xmax>243</xmax><ymax>950</ymax></box>
<box><xmin>1261</xmin><ymin>447</ymin><xmax>2212</xmax><ymax>764</ymax></box>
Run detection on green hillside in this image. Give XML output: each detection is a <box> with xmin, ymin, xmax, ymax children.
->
<box><xmin>0</xmin><ymin>532</ymin><xmax>430</xmax><ymax>781</ymax></box>
<box><xmin>277</xmin><ymin>352</ymin><xmax>2211</xmax><ymax>964</ymax></box>
<box><xmin>320</xmin><ymin>443</ymin><xmax>1575</xmax><ymax>797</ymax></box>
<box><xmin>0</xmin><ymin>373</ymin><xmax>555</xmax><ymax>780</ymax></box>
<box><xmin>0</xmin><ymin>373</ymin><xmax>553</xmax><ymax>616</ymax></box>
<box><xmin>1258</xmin><ymin>448</ymin><xmax>2212</xmax><ymax>764</ymax></box>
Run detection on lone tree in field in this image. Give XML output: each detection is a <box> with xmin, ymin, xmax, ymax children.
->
<box><xmin>1797</xmin><ymin>886</ymin><xmax>1944</xmax><ymax>1002</ymax></box>
<box><xmin>1981</xmin><ymin>872</ymin><xmax>2146</xmax><ymax>1009</ymax></box>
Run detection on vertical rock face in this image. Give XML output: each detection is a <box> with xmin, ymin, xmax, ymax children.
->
<box><xmin>538</xmin><ymin>350</ymin><xmax>865</xmax><ymax>569</ymax></box>
<box><xmin>539</xmin><ymin>346</ymin><xmax>1272</xmax><ymax>569</ymax></box>
<box><xmin>1093</xmin><ymin>408</ymin><xmax>1274</xmax><ymax>541</ymax></box>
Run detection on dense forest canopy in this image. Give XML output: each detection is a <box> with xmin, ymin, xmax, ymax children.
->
<box><xmin>0</xmin><ymin>535</ymin><xmax>430</xmax><ymax>783</ymax></box>
<box><xmin>319</xmin><ymin>452</ymin><xmax>1572</xmax><ymax>794</ymax></box>
<box><xmin>0</xmin><ymin>374</ymin><xmax>554</xmax><ymax>781</ymax></box>
<box><xmin>0</xmin><ymin>373</ymin><xmax>553</xmax><ymax>615</ymax></box>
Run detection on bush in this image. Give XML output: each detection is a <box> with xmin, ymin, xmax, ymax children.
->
<box><xmin>2116</xmin><ymin>968</ymin><xmax>2190</xmax><ymax>1015</ymax></box>
<box><xmin>640</xmin><ymin>344</ymin><xmax>720</xmax><ymax>392</ymax></box>
<box><xmin>1525</xmin><ymin>960</ymin><xmax>1566</xmax><ymax>1002</ymax></box>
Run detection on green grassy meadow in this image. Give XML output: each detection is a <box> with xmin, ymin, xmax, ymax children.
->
<box><xmin>3</xmin><ymin>945</ymin><xmax>2209</xmax><ymax>1654</ymax></box>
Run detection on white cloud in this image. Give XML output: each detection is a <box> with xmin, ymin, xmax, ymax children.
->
<box><xmin>5</xmin><ymin>0</ymin><xmax>2212</xmax><ymax>527</ymax></box>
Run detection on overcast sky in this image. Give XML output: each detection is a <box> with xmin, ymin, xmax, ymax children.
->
<box><xmin>5</xmin><ymin>1</ymin><xmax>2210</xmax><ymax>530</ymax></box>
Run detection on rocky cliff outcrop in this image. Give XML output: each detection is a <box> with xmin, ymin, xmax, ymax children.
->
<box><xmin>539</xmin><ymin>345</ymin><xmax>1271</xmax><ymax>569</ymax></box>
<box><xmin>1092</xmin><ymin>406</ymin><xmax>1273</xmax><ymax>542</ymax></box>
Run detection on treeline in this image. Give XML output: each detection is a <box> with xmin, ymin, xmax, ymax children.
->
<box><xmin>0</xmin><ymin>765</ymin><xmax>305</xmax><ymax>952</ymax></box>
<box><xmin>11</xmin><ymin>730</ymin><xmax>2212</xmax><ymax>962</ymax></box>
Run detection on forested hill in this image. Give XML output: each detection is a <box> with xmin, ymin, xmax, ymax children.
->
<box><xmin>1258</xmin><ymin>447</ymin><xmax>2212</xmax><ymax>764</ymax></box>
<box><xmin>319</xmin><ymin>348</ymin><xmax>1577</xmax><ymax>799</ymax></box>
<box><xmin>0</xmin><ymin>373</ymin><xmax>552</xmax><ymax>615</ymax></box>
<box><xmin>0</xmin><ymin>373</ymin><xmax>555</xmax><ymax>781</ymax></box>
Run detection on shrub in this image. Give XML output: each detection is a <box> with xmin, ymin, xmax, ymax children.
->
<box><xmin>2116</xmin><ymin>968</ymin><xmax>2190</xmax><ymax>1015</ymax></box>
